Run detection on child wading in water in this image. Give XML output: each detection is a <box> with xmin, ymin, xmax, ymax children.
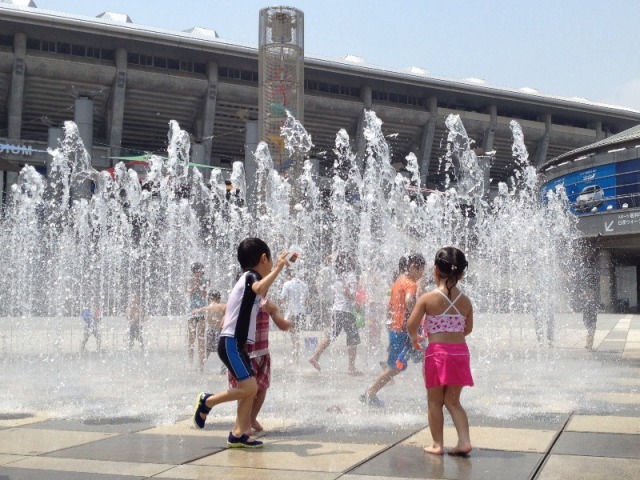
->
<box><xmin>407</xmin><ymin>247</ymin><xmax>474</xmax><ymax>456</ymax></box>
<box><xmin>360</xmin><ymin>253</ymin><xmax>425</xmax><ymax>407</ymax></box>
<box><xmin>308</xmin><ymin>252</ymin><xmax>362</xmax><ymax>375</ymax></box>
<box><xmin>228</xmin><ymin>298</ymin><xmax>292</xmax><ymax>433</ymax></box>
<box><xmin>191</xmin><ymin>290</ymin><xmax>227</xmax><ymax>373</ymax></box>
<box><xmin>192</xmin><ymin>237</ymin><xmax>289</xmax><ymax>448</ymax></box>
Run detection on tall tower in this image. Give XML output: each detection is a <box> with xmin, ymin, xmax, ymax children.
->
<box><xmin>258</xmin><ymin>6</ymin><xmax>304</xmax><ymax>170</ymax></box>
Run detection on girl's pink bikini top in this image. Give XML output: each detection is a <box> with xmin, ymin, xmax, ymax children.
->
<box><xmin>424</xmin><ymin>290</ymin><xmax>466</xmax><ymax>334</ymax></box>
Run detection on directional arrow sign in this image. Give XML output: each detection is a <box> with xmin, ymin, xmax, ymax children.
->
<box><xmin>604</xmin><ymin>221</ymin><xmax>614</xmax><ymax>232</ymax></box>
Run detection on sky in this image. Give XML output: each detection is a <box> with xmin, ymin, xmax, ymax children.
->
<box><xmin>32</xmin><ymin>0</ymin><xmax>640</xmax><ymax>111</ymax></box>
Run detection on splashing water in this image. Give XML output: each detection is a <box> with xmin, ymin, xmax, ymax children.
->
<box><xmin>0</xmin><ymin>112</ymin><xmax>627</xmax><ymax>431</ymax></box>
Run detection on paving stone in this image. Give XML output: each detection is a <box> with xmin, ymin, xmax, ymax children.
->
<box><xmin>264</xmin><ymin>423</ymin><xmax>421</xmax><ymax>445</ymax></box>
<box><xmin>349</xmin><ymin>443</ymin><xmax>542</xmax><ymax>480</ymax></box>
<box><xmin>403</xmin><ymin>426</ymin><xmax>556</xmax><ymax>453</ymax></box>
<box><xmin>0</xmin><ymin>428</ymin><xmax>116</xmax><ymax>455</ymax></box>
<box><xmin>3</xmin><ymin>456</ymin><xmax>169</xmax><ymax>477</ymax></box>
<box><xmin>192</xmin><ymin>439</ymin><xmax>384</xmax><ymax>473</ymax></box>
<box><xmin>537</xmin><ymin>454</ymin><xmax>640</xmax><ymax>480</ymax></box>
<box><xmin>156</xmin><ymin>465</ymin><xmax>341</xmax><ymax>479</ymax></box>
<box><xmin>44</xmin><ymin>433</ymin><xmax>224</xmax><ymax>464</ymax></box>
<box><xmin>22</xmin><ymin>417</ymin><xmax>154</xmax><ymax>434</ymax></box>
<box><xmin>552</xmin><ymin>431</ymin><xmax>640</xmax><ymax>459</ymax></box>
<box><xmin>0</xmin><ymin>413</ymin><xmax>49</xmax><ymax>429</ymax></box>
<box><xmin>566</xmin><ymin>415</ymin><xmax>640</xmax><ymax>434</ymax></box>
<box><xmin>0</xmin><ymin>466</ymin><xmax>146</xmax><ymax>480</ymax></box>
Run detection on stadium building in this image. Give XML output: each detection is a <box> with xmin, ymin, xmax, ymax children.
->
<box><xmin>2</xmin><ymin>2</ymin><xmax>640</xmax><ymax>187</ymax></box>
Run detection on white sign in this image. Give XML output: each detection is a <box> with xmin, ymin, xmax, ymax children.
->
<box><xmin>0</xmin><ymin>143</ymin><xmax>34</xmax><ymax>156</ymax></box>
<box><xmin>616</xmin><ymin>211</ymin><xmax>640</xmax><ymax>227</ymax></box>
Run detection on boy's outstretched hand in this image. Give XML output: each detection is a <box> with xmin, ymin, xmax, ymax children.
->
<box><xmin>275</xmin><ymin>251</ymin><xmax>290</xmax><ymax>269</ymax></box>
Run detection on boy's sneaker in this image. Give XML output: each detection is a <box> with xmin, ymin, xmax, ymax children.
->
<box><xmin>359</xmin><ymin>393</ymin><xmax>385</xmax><ymax>408</ymax></box>
<box><xmin>192</xmin><ymin>392</ymin><xmax>212</xmax><ymax>429</ymax></box>
<box><xmin>227</xmin><ymin>432</ymin><xmax>264</xmax><ymax>448</ymax></box>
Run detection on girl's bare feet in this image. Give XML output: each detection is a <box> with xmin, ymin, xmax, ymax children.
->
<box><xmin>448</xmin><ymin>444</ymin><xmax>472</xmax><ymax>456</ymax></box>
<box><xmin>424</xmin><ymin>444</ymin><xmax>444</xmax><ymax>455</ymax></box>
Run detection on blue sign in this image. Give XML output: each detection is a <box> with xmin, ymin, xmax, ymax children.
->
<box><xmin>615</xmin><ymin>158</ymin><xmax>640</xmax><ymax>209</ymax></box>
<box><xmin>541</xmin><ymin>157</ymin><xmax>640</xmax><ymax>215</ymax></box>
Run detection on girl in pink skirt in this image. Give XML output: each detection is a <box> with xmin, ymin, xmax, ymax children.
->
<box><xmin>407</xmin><ymin>246</ymin><xmax>473</xmax><ymax>456</ymax></box>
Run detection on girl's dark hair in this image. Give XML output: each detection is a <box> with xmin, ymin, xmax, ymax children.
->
<box><xmin>237</xmin><ymin>237</ymin><xmax>271</xmax><ymax>270</ymax></box>
<box><xmin>208</xmin><ymin>290</ymin><xmax>221</xmax><ymax>302</ymax></box>
<box><xmin>434</xmin><ymin>247</ymin><xmax>468</xmax><ymax>298</ymax></box>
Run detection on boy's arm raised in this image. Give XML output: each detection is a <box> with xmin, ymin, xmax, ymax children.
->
<box><xmin>252</xmin><ymin>251</ymin><xmax>289</xmax><ymax>297</ymax></box>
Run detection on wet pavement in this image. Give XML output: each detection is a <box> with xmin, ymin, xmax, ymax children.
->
<box><xmin>1</xmin><ymin>313</ymin><xmax>638</xmax><ymax>479</ymax></box>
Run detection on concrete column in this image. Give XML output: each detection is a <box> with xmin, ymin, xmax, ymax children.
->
<box><xmin>598</xmin><ymin>249</ymin><xmax>614</xmax><ymax>312</ymax></box>
<box><xmin>74</xmin><ymin>97</ymin><xmax>94</xmax><ymax>157</ymax></box>
<box><xmin>8</xmin><ymin>32</ymin><xmax>27</xmax><ymax>140</ymax></box>
<box><xmin>5</xmin><ymin>172</ymin><xmax>19</xmax><ymax>199</ymax></box>
<box><xmin>47</xmin><ymin>127</ymin><xmax>63</xmax><ymax>175</ymax></box>
<box><xmin>200</xmin><ymin>61</ymin><xmax>218</xmax><ymax>166</ymax></box>
<box><xmin>418</xmin><ymin>96</ymin><xmax>438</xmax><ymax>186</ymax></box>
<box><xmin>108</xmin><ymin>48</ymin><xmax>127</xmax><ymax>162</ymax></box>
<box><xmin>354</xmin><ymin>85</ymin><xmax>372</xmax><ymax>165</ymax></box>
<box><xmin>534</xmin><ymin>114</ymin><xmax>552</xmax><ymax>167</ymax></box>
<box><xmin>244</xmin><ymin>120</ymin><xmax>259</xmax><ymax>212</ymax></box>
<box><xmin>589</xmin><ymin>120</ymin><xmax>605</xmax><ymax>140</ymax></box>
<box><xmin>0</xmin><ymin>170</ymin><xmax>5</xmax><ymax>211</ymax></box>
<box><xmin>362</xmin><ymin>85</ymin><xmax>372</xmax><ymax>110</ymax></box>
<box><xmin>482</xmin><ymin>105</ymin><xmax>497</xmax><ymax>151</ymax></box>
<box><xmin>73</xmin><ymin>98</ymin><xmax>94</xmax><ymax>200</ymax></box>
<box><xmin>479</xmin><ymin>104</ymin><xmax>497</xmax><ymax>197</ymax></box>
<box><xmin>580</xmin><ymin>241</ymin><xmax>599</xmax><ymax>335</ymax></box>
<box><xmin>190</xmin><ymin>143</ymin><xmax>206</xmax><ymax>164</ymax></box>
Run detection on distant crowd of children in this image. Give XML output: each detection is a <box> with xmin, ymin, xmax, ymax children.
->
<box><xmin>77</xmin><ymin>232</ymin><xmax>599</xmax><ymax>456</ymax></box>
<box><xmin>76</xmin><ymin>236</ymin><xmax>474</xmax><ymax>454</ymax></box>
<box><xmin>186</xmin><ymin>236</ymin><xmax>474</xmax><ymax>455</ymax></box>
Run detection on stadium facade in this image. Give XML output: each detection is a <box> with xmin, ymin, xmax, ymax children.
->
<box><xmin>2</xmin><ymin>4</ymin><xmax>640</xmax><ymax>183</ymax></box>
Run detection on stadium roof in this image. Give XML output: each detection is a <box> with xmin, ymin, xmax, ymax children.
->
<box><xmin>540</xmin><ymin>123</ymin><xmax>640</xmax><ymax>171</ymax></box>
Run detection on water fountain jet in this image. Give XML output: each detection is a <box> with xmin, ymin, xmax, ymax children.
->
<box><xmin>0</xmin><ymin>112</ymin><xmax>624</xmax><ymax>431</ymax></box>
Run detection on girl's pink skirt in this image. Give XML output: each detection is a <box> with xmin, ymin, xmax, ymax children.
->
<box><xmin>424</xmin><ymin>342</ymin><xmax>474</xmax><ymax>388</ymax></box>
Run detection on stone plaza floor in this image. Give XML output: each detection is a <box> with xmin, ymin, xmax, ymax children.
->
<box><xmin>0</xmin><ymin>313</ymin><xmax>638</xmax><ymax>479</ymax></box>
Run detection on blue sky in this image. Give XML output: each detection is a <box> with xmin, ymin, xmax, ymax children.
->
<box><xmin>34</xmin><ymin>0</ymin><xmax>640</xmax><ymax>111</ymax></box>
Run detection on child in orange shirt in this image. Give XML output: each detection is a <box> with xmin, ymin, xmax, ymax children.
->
<box><xmin>360</xmin><ymin>253</ymin><xmax>425</xmax><ymax>407</ymax></box>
